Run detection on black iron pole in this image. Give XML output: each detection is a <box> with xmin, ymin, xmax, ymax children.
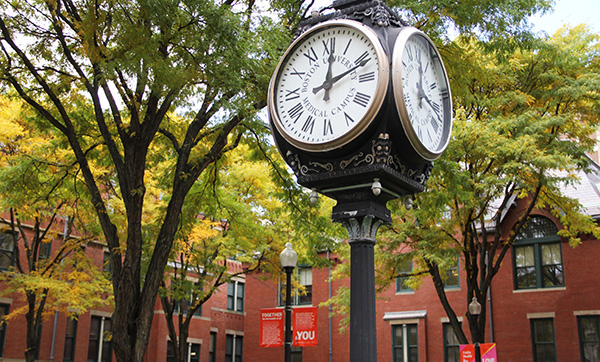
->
<box><xmin>350</xmin><ymin>238</ymin><xmax>377</xmax><ymax>362</ymax></box>
<box><xmin>335</xmin><ymin>213</ymin><xmax>384</xmax><ymax>362</ymax></box>
<box><xmin>284</xmin><ymin>266</ymin><xmax>294</xmax><ymax>362</ymax></box>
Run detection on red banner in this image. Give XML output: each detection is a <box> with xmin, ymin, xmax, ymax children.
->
<box><xmin>260</xmin><ymin>308</ymin><xmax>284</xmax><ymax>348</ymax></box>
<box><xmin>293</xmin><ymin>306</ymin><xmax>318</xmax><ymax>347</ymax></box>
<box><xmin>460</xmin><ymin>343</ymin><xmax>497</xmax><ymax>362</ymax></box>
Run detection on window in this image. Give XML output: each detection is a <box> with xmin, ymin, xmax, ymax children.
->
<box><xmin>0</xmin><ymin>232</ymin><xmax>16</xmax><ymax>270</ymax></box>
<box><xmin>531</xmin><ymin>318</ymin><xmax>557</xmax><ymax>362</ymax></box>
<box><xmin>392</xmin><ymin>324</ymin><xmax>418</xmax><ymax>362</ymax></box>
<box><xmin>173</xmin><ymin>293</ymin><xmax>202</xmax><ymax>317</ymax></box>
<box><xmin>227</xmin><ymin>281</ymin><xmax>245</xmax><ymax>312</ymax></box>
<box><xmin>444</xmin><ymin>257</ymin><xmax>460</xmax><ymax>289</ymax></box>
<box><xmin>225</xmin><ymin>334</ymin><xmax>242</xmax><ymax>362</ymax></box>
<box><xmin>63</xmin><ymin>317</ymin><xmax>78</xmax><ymax>362</ymax></box>
<box><xmin>209</xmin><ymin>332</ymin><xmax>217</xmax><ymax>362</ymax></box>
<box><xmin>513</xmin><ymin>216</ymin><xmax>564</xmax><ymax>289</ymax></box>
<box><xmin>578</xmin><ymin>316</ymin><xmax>600</xmax><ymax>362</ymax></box>
<box><xmin>189</xmin><ymin>343</ymin><xmax>200</xmax><ymax>362</ymax></box>
<box><xmin>87</xmin><ymin>316</ymin><xmax>112</xmax><ymax>362</ymax></box>
<box><xmin>102</xmin><ymin>252</ymin><xmax>112</xmax><ymax>274</ymax></box>
<box><xmin>396</xmin><ymin>260</ymin><xmax>414</xmax><ymax>293</ymax></box>
<box><xmin>279</xmin><ymin>267</ymin><xmax>313</xmax><ymax>306</ymax></box>
<box><xmin>39</xmin><ymin>240</ymin><xmax>52</xmax><ymax>260</ymax></box>
<box><xmin>166</xmin><ymin>341</ymin><xmax>175</xmax><ymax>362</ymax></box>
<box><xmin>0</xmin><ymin>304</ymin><xmax>8</xmax><ymax>358</ymax></box>
<box><xmin>443</xmin><ymin>323</ymin><xmax>460</xmax><ymax>362</ymax></box>
<box><xmin>166</xmin><ymin>341</ymin><xmax>200</xmax><ymax>362</ymax></box>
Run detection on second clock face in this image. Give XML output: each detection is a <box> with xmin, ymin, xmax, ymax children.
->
<box><xmin>393</xmin><ymin>27</ymin><xmax>453</xmax><ymax>161</ymax></box>
<box><xmin>269</xmin><ymin>20</ymin><xmax>389</xmax><ymax>152</ymax></box>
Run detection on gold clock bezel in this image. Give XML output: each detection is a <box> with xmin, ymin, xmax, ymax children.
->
<box><xmin>392</xmin><ymin>27</ymin><xmax>453</xmax><ymax>161</ymax></box>
<box><xmin>268</xmin><ymin>19</ymin><xmax>390</xmax><ymax>152</ymax></box>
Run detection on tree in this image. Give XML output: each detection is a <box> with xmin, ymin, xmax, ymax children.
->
<box><xmin>0</xmin><ymin>96</ymin><xmax>112</xmax><ymax>362</ymax></box>
<box><xmin>0</xmin><ymin>1</ymin><xmax>314</xmax><ymax>360</ymax></box>
<box><xmin>378</xmin><ymin>25</ymin><xmax>600</xmax><ymax>345</ymax></box>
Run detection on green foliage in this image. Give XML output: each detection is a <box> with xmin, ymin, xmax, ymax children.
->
<box><xmin>377</xmin><ymin>25</ymin><xmax>600</xmax><ymax>344</ymax></box>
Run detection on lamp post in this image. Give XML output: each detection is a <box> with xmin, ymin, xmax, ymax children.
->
<box><xmin>280</xmin><ymin>242</ymin><xmax>298</xmax><ymax>362</ymax></box>
<box><xmin>469</xmin><ymin>297</ymin><xmax>482</xmax><ymax>362</ymax></box>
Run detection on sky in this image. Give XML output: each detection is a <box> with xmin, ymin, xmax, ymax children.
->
<box><xmin>308</xmin><ymin>0</ymin><xmax>600</xmax><ymax>36</ymax></box>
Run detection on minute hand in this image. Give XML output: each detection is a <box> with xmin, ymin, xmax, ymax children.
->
<box><xmin>313</xmin><ymin>59</ymin><xmax>369</xmax><ymax>95</ymax></box>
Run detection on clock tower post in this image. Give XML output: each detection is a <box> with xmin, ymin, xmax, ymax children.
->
<box><xmin>267</xmin><ymin>1</ymin><xmax>453</xmax><ymax>361</ymax></box>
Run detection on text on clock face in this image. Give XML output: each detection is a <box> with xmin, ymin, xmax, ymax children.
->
<box><xmin>274</xmin><ymin>26</ymin><xmax>382</xmax><ymax>143</ymax></box>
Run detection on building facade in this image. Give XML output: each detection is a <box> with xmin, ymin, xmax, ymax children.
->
<box><xmin>3</xmin><ymin>162</ymin><xmax>600</xmax><ymax>362</ymax></box>
<box><xmin>243</xmin><ymin>162</ymin><xmax>600</xmax><ymax>362</ymax></box>
<box><xmin>0</xmin><ymin>216</ymin><xmax>247</xmax><ymax>362</ymax></box>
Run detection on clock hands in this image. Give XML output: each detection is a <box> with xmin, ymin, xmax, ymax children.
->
<box><xmin>322</xmin><ymin>51</ymin><xmax>335</xmax><ymax>101</ymax></box>
<box><xmin>415</xmin><ymin>62</ymin><xmax>442</xmax><ymax>124</ymax></box>
<box><xmin>312</xmin><ymin>59</ymin><xmax>370</xmax><ymax>97</ymax></box>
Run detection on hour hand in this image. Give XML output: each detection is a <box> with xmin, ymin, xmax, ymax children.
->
<box><xmin>313</xmin><ymin>59</ymin><xmax>369</xmax><ymax>96</ymax></box>
<box><xmin>323</xmin><ymin>52</ymin><xmax>335</xmax><ymax>101</ymax></box>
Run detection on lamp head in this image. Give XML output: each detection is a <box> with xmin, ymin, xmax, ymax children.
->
<box><xmin>280</xmin><ymin>242</ymin><xmax>298</xmax><ymax>268</ymax></box>
<box><xmin>468</xmin><ymin>296</ymin><xmax>482</xmax><ymax>316</ymax></box>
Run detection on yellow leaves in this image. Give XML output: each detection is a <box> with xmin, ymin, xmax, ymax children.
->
<box><xmin>0</xmin><ymin>97</ymin><xmax>25</xmax><ymax>144</ymax></box>
<box><xmin>189</xmin><ymin>219</ymin><xmax>220</xmax><ymax>243</ymax></box>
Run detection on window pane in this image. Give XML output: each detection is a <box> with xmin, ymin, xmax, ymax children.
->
<box><xmin>235</xmin><ymin>336</ymin><xmax>243</xmax><ymax>361</ymax></box>
<box><xmin>542</xmin><ymin>265</ymin><xmax>564</xmax><ymax>287</ymax></box>
<box><xmin>0</xmin><ymin>304</ymin><xmax>9</xmax><ymax>358</ymax></box>
<box><xmin>515</xmin><ymin>246</ymin><xmax>535</xmax><ymax>267</ymax></box>
<box><xmin>541</xmin><ymin>244</ymin><xmax>561</xmax><ymax>265</ymax></box>
<box><xmin>101</xmin><ymin>319</ymin><xmax>112</xmax><ymax>362</ymax></box>
<box><xmin>189</xmin><ymin>343</ymin><xmax>201</xmax><ymax>362</ymax></box>
<box><xmin>88</xmin><ymin>317</ymin><xmax>100</xmax><ymax>362</ymax></box>
<box><xmin>532</xmin><ymin>319</ymin><xmax>556</xmax><ymax>362</ymax></box>
<box><xmin>579</xmin><ymin>316</ymin><xmax>600</xmax><ymax>362</ymax></box>
<box><xmin>516</xmin><ymin>266</ymin><xmax>537</xmax><ymax>288</ymax></box>
<box><xmin>236</xmin><ymin>283</ymin><xmax>244</xmax><ymax>312</ymax></box>
<box><xmin>516</xmin><ymin>216</ymin><xmax>558</xmax><ymax>240</ymax></box>
<box><xmin>444</xmin><ymin>323</ymin><xmax>460</xmax><ymax>362</ymax></box>
<box><xmin>227</xmin><ymin>283</ymin><xmax>235</xmax><ymax>311</ymax></box>
<box><xmin>63</xmin><ymin>318</ymin><xmax>77</xmax><ymax>362</ymax></box>
<box><xmin>396</xmin><ymin>260</ymin><xmax>413</xmax><ymax>292</ymax></box>
<box><xmin>299</xmin><ymin>268</ymin><xmax>312</xmax><ymax>286</ymax></box>
<box><xmin>225</xmin><ymin>335</ymin><xmax>233</xmax><ymax>362</ymax></box>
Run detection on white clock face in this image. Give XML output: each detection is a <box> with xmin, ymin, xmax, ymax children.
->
<box><xmin>393</xmin><ymin>28</ymin><xmax>452</xmax><ymax>161</ymax></box>
<box><xmin>269</xmin><ymin>20</ymin><xmax>389</xmax><ymax>152</ymax></box>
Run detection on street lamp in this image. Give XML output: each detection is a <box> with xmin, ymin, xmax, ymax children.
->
<box><xmin>469</xmin><ymin>297</ymin><xmax>482</xmax><ymax>362</ymax></box>
<box><xmin>280</xmin><ymin>242</ymin><xmax>298</xmax><ymax>362</ymax></box>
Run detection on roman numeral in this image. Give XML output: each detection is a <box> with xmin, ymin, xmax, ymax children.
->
<box><xmin>430</xmin><ymin>100</ymin><xmax>441</xmax><ymax>115</ymax></box>
<box><xmin>353</xmin><ymin>92</ymin><xmax>370</xmax><ymax>108</ymax></box>
<box><xmin>430</xmin><ymin>116</ymin><xmax>440</xmax><ymax>133</ymax></box>
<box><xmin>406</xmin><ymin>45</ymin><xmax>413</xmax><ymax>61</ymax></box>
<box><xmin>303</xmin><ymin>47</ymin><xmax>318</xmax><ymax>65</ymax></box>
<box><xmin>288</xmin><ymin>103</ymin><xmax>304</xmax><ymax>122</ymax></box>
<box><xmin>343</xmin><ymin>39</ymin><xmax>352</xmax><ymax>55</ymax></box>
<box><xmin>301</xmin><ymin>116</ymin><xmax>315</xmax><ymax>134</ymax></box>
<box><xmin>343</xmin><ymin>112</ymin><xmax>355</xmax><ymax>126</ymax></box>
<box><xmin>290</xmin><ymin>67</ymin><xmax>305</xmax><ymax>79</ymax></box>
<box><xmin>358</xmin><ymin>72</ymin><xmax>375</xmax><ymax>83</ymax></box>
<box><xmin>322</xmin><ymin>37</ymin><xmax>335</xmax><ymax>55</ymax></box>
<box><xmin>323</xmin><ymin>119</ymin><xmax>333</xmax><ymax>136</ymax></box>
<box><xmin>284</xmin><ymin>88</ymin><xmax>300</xmax><ymax>101</ymax></box>
<box><xmin>429</xmin><ymin>82</ymin><xmax>437</xmax><ymax>90</ymax></box>
<box><xmin>354</xmin><ymin>51</ymin><xmax>371</xmax><ymax>65</ymax></box>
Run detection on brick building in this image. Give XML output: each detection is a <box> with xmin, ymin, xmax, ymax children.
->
<box><xmin>0</xmin><ymin>216</ymin><xmax>247</xmax><ymax>362</ymax></box>
<box><xmin>2</xmin><ymin>159</ymin><xmax>600</xmax><ymax>362</ymax></box>
<box><xmin>243</xmin><ymin>161</ymin><xmax>600</xmax><ymax>362</ymax></box>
